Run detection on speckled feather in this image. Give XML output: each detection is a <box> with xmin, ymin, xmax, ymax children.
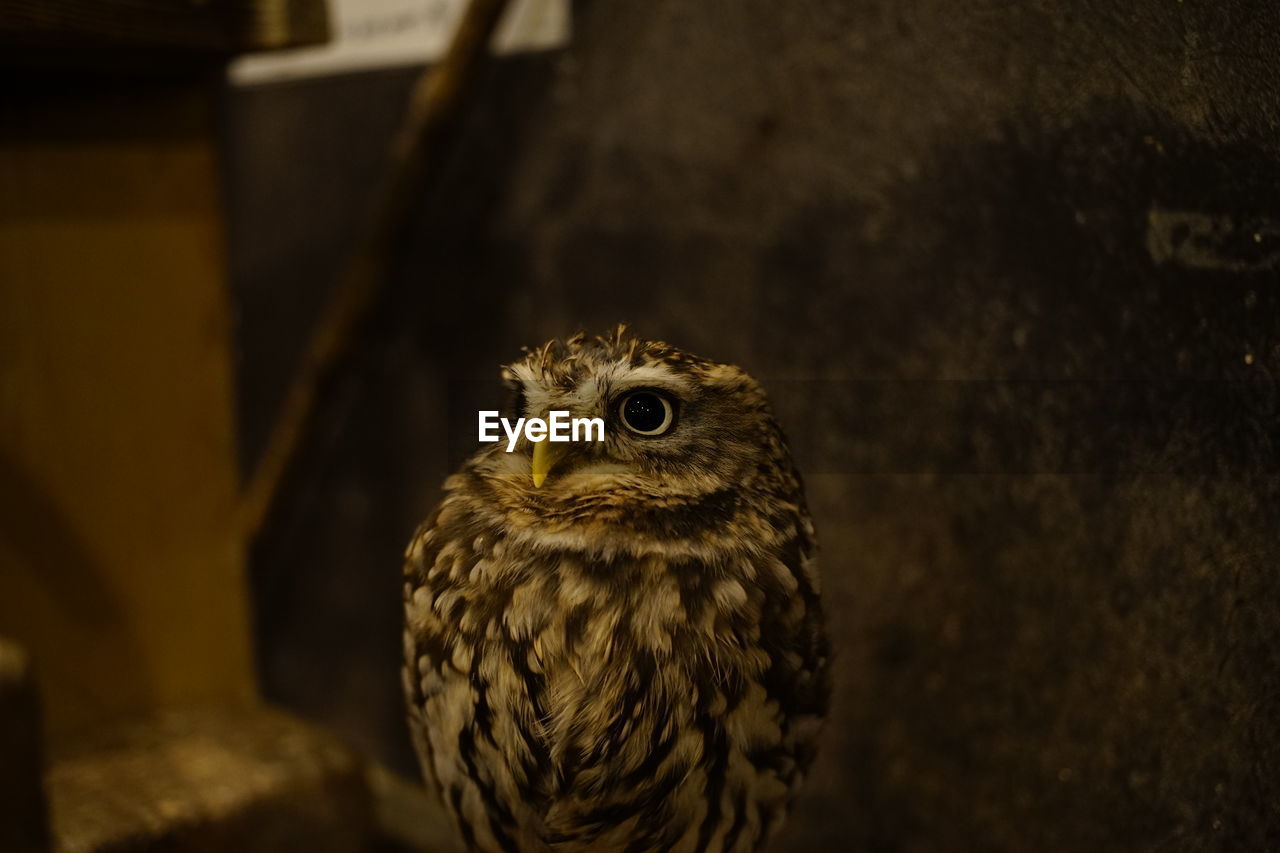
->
<box><xmin>403</xmin><ymin>328</ymin><xmax>829</xmax><ymax>853</ymax></box>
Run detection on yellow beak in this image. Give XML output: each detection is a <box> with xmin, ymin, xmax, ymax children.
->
<box><xmin>531</xmin><ymin>440</ymin><xmax>566</xmax><ymax>488</ymax></box>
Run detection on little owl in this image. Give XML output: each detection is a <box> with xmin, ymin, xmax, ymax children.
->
<box><xmin>403</xmin><ymin>328</ymin><xmax>828</xmax><ymax>853</ymax></box>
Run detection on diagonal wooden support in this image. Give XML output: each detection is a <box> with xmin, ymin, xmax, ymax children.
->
<box><xmin>238</xmin><ymin>0</ymin><xmax>514</xmax><ymax>542</ymax></box>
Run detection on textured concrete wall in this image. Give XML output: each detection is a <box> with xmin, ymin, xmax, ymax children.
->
<box><xmin>234</xmin><ymin>1</ymin><xmax>1280</xmax><ymax>849</ymax></box>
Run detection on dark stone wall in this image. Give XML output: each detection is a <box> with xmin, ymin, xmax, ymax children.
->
<box><xmin>230</xmin><ymin>1</ymin><xmax>1280</xmax><ymax>849</ymax></box>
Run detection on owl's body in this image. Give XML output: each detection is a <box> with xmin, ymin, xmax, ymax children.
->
<box><xmin>403</xmin><ymin>330</ymin><xmax>828</xmax><ymax>853</ymax></box>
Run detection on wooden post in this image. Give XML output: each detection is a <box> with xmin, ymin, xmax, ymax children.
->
<box><xmin>0</xmin><ymin>75</ymin><xmax>258</xmax><ymax>732</ymax></box>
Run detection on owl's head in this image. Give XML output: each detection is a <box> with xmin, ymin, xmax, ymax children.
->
<box><xmin>462</xmin><ymin>327</ymin><xmax>801</xmax><ymax>544</ymax></box>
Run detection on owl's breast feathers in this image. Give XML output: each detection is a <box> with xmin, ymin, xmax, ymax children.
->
<box><xmin>403</xmin><ymin>481</ymin><xmax>829</xmax><ymax>853</ymax></box>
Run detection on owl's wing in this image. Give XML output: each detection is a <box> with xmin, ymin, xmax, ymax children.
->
<box><xmin>403</xmin><ymin>510</ymin><xmax>554</xmax><ymax>853</ymax></box>
<box><xmin>756</xmin><ymin>511</ymin><xmax>830</xmax><ymax>789</ymax></box>
<box><xmin>402</xmin><ymin>514</ymin><xmax>453</xmax><ymax>811</ymax></box>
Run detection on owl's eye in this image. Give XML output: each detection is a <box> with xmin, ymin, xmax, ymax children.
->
<box><xmin>618</xmin><ymin>391</ymin><xmax>676</xmax><ymax>436</ymax></box>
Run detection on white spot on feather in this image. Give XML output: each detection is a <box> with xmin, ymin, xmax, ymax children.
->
<box><xmin>713</xmin><ymin>578</ymin><xmax>748</xmax><ymax>611</ymax></box>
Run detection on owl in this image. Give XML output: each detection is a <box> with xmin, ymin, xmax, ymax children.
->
<box><xmin>402</xmin><ymin>327</ymin><xmax>829</xmax><ymax>853</ymax></box>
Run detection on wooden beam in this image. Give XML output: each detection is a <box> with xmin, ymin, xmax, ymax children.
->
<box><xmin>0</xmin><ymin>0</ymin><xmax>328</xmax><ymax>64</ymax></box>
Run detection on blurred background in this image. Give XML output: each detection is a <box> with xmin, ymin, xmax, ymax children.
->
<box><xmin>3</xmin><ymin>0</ymin><xmax>1279</xmax><ymax>850</ymax></box>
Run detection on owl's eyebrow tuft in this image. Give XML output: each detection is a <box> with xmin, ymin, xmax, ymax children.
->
<box><xmin>516</xmin><ymin>329</ymin><xmax>728</xmax><ymax>396</ymax></box>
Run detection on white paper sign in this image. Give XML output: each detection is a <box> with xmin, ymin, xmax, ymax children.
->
<box><xmin>229</xmin><ymin>0</ymin><xmax>570</xmax><ymax>85</ymax></box>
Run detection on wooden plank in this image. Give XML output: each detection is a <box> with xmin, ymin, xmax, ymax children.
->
<box><xmin>46</xmin><ymin>706</ymin><xmax>376</xmax><ymax>852</ymax></box>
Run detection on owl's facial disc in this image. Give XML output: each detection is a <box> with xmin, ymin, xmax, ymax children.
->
<box><xmin>489</xmin><ymin>331</ymin><xmax>779</xmax><ymax>518</ymax></box>
<box><xmin>528</xmin><ymin>390</ymin><xmax>678</xmax><ymax>487</ymax></box>
<box><xmin>514</xmin><ymin>374</ymin><xmax>755</xmax><ymax>498</ymax></box>
<box><xmin>522</xmin><ymin>375</ymin><xmax>688</xmax><ymax>483</ymax></box>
